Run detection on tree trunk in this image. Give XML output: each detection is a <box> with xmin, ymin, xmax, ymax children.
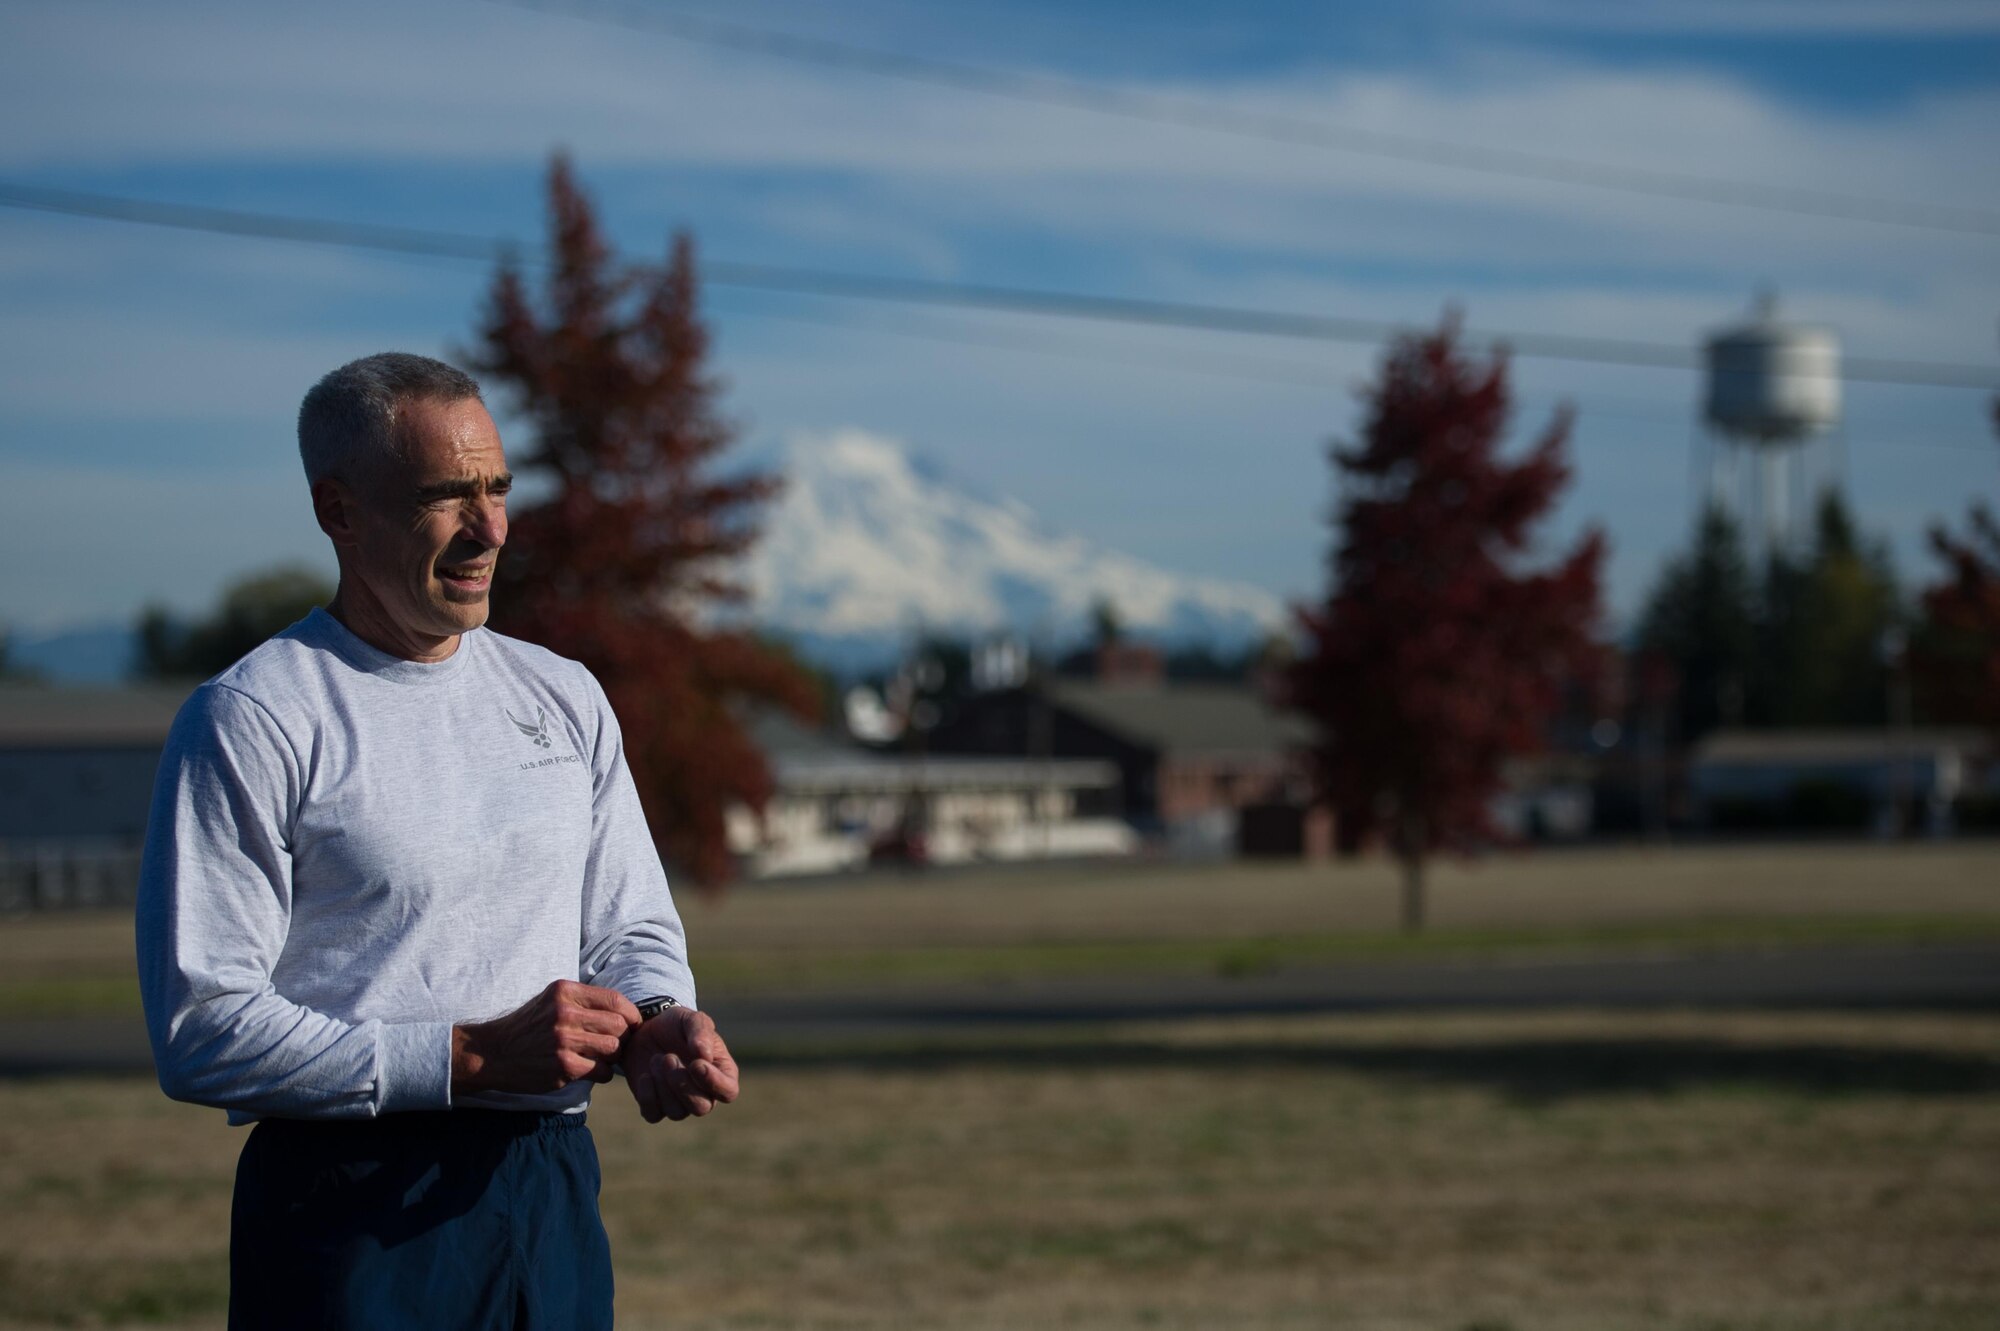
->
<box><xmin>1396</xmin><ymin>809</ymin><xmax>1428</xmax><ymax>934</ymax></box>
<box><xmin>1399</xmin><ymin>851</ymin><xmax>1426</xmax><ymax>934</ymax></box>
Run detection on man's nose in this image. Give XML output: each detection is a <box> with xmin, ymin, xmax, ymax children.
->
<box><xmin>466</xmin><ymin>494</ymin><xmax>507</xmax><ymax>550</ymax></box>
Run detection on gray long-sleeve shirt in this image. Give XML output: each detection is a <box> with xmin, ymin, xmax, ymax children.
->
<box><xmin>136</xmin><ymin>608</ymin><xmax>696</xmax><ymax>1123</ymax></box>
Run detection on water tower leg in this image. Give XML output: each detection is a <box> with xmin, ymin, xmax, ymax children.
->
<box><xmin>1689</xmin><ymin>422</ymin><xmax>1705</xmax><ymax>522</ymax></box>
<box><xmin>1762</xmin><ymin>448</ymin><xmax>1787</xmax><ymax>560</ymax></box>
<box><xmin>1709</xmin><ymin>438</ymin><xmax>1734</xmax><ymax>521</ymax></box>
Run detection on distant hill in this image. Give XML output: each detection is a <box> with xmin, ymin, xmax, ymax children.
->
<box><xmin>7</xmin><ymin>624</ymin><xmax>136</xmax><ymax>684</ymax></box>
<box><xmin>745</xmin><ymin>430</ymin><xmax>1286</xmax><ymax>668</ymax></box>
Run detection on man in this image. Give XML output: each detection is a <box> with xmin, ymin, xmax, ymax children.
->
<box><xmin>136</xmin><ymin>352</ymin><xmax>738</xmax><ymax>1330</ymax></box>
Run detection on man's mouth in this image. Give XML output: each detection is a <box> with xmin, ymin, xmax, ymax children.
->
<box><xmin>437</xmin><ymin>561</ymin><xmax>494</xmax><ymax>592</ymax></box>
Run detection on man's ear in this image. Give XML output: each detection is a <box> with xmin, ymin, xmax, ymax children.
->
<box><xmin>311</xmin><ymin>478</ymin><xmax>362</xmax><ymax>547</ymax></box>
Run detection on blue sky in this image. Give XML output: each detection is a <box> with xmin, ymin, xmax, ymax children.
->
<box><xmin>2</xmin><ymin>0</ymin><xmax>1997</xmax><ymax>643</ymax></box>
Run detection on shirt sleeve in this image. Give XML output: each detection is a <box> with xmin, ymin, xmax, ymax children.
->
<box><xmin>573</xmin><ymin>672</ymin><xmax>698</xmax><ymax>1012</ymax></box>
<box><xmin>135</xmin><ymin>684</ymin><xmax>454</xmax><ymax>1120</ymax></box>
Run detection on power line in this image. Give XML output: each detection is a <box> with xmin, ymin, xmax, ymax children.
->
<box><xmin>3</xmin><ymin>179</ymin><xmax>1998</xmax><ymax>391</ymax></box>
<box><xmin>492</xmin><ymin>0</ymin><xmax>2000</xmax><ymax>240</ymax></box>
<box><xmin>728</xmin><ymin>300</ymin><xmax>2000</xmax><ymax>451</ymax></box>
<box><xmin>726</xmin><ymin>298</ymin><xmax>2000</xmax><ymax>451</ymax></box>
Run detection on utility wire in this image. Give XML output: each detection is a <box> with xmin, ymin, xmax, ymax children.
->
<box><xmin>3</xmin><ymin>179</ymin><xmax>1998</xmax><ymax>391</ymax></box>
<box><xmin>728</xmin><ymin>300</ymin><xmax>2000</xmax><ymax>451</ymax></box>
<box><xmin>492</xmin><ymin>0</ymin><xmax>2000</xmax><ymax>240</ymax></box>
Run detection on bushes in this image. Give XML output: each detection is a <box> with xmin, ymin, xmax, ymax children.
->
<box><xmin>1707</xmin><ymin>778</ymin><xmax>1874</xmax><ymax>832</ymax></box>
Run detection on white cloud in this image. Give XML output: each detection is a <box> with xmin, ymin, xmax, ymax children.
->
<box><xmin>0</xmin><ymin>0</ymin><xmax>1994</xmax><ymax>634</ymax></box>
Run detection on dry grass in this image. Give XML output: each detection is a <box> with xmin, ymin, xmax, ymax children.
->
<box><xmin>683</xmin><ymin>841</ymin><xmax>2000</xmax><ymax>951</ymax></box>
<box><xmin>3</xmin><ymin>845</ymin><xmax>1996</xmax><ymax>1326</ymax></box>
<box><xmin>1</xmin><ymin>1009</ymin><xmax>1996</xmax><ymax>1330</ymax></box>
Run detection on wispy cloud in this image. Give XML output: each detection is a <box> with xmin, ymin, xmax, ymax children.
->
<box><xmin>0</xmin><ymin>0</ymin><xmax>1994</xmax><ymax>635</ymax></box>
<box><xmin>1486</xmin><ymin>0</ymin><xmax>2000</xmax><ymax>36</ymax></box>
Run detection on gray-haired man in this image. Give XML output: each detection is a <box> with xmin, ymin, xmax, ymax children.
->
<box><xmin>137</xmin><ymin>352</ymin><xmax>737</xmax><ymax>1329</ymax></box>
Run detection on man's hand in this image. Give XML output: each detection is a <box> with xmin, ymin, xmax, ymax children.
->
<box><xmin>623</xmin><ymin>1007</ymin><xmax>740</xmax><ymax>1124</ymax></box>
<box><xmin>451</xmin><ymin>980</ymin><xmax>641</xmax><ymax>1096</ymax></box>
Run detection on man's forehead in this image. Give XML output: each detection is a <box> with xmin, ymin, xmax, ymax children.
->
<box><xmin>395</xmin><ymin>397</ymin><xmax>508</xmax><ymax>478</ymax></box>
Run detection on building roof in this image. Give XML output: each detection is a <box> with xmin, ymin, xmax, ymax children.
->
<box><xmin>1046</xmin><ymin>680</ymin><xmax>1311</xmax><ymax>759</ymax></box>
<box><xmin>1693</xmin><ymin>727</ymin><xmax>1993</xmax><ymax>767</ymax></box>
<box><xmin>744</xmin><ymin>707</ymin><xmax>868</xmax><ymax>766</ymax></box>
<box><xmin>0</xmin><ymin>684</ymin><xmax>194</xmax><ymax>747</ymax></box>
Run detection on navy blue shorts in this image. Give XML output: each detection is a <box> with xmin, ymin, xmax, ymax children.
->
<box><xmin>229</xmin><ymin>1110</ymin><xmax>613</xmax><ymax>1331</ymax></box>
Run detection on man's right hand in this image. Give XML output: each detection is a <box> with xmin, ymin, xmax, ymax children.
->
<box><xmin>450</xmin><ymin>980</ymin><xmax>641</xmax><ymax>1096</ymax></box>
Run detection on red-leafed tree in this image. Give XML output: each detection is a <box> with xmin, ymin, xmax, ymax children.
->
<box><xmin>1913</xmin><ymin>394</ymin><xmax>2000</xmax><ymax>729</ymax></box>
<box><xmin>473</xmin><ymin>156</ymin><xmax>817</xmax><ymax>889</ymax></box>
<box><xmin>1286</xmin><ymin>318</ymin><xmax>1606</xmax><ymax>932</ymax></box>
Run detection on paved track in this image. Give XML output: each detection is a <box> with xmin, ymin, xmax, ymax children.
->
<box><xmin>706</xmin><ymin>942</ymin><xmax>2000</xmax><ymax>1043</ymax></box>
<box><xmin>6</xmin><ymin>943</ymin><xmax>1996</xmax><ymax>1076</ymax></box>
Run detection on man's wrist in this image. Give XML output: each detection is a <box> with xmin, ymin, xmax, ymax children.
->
<box><xmin>450</xmin><ymin>1023</ymin><xmax>488</xmax><ymax>1094</ymax></box>
<box><xmin>616</xmin><ymin>997</ymin><xmax>679</xmax><ymax>1071</ymax></box>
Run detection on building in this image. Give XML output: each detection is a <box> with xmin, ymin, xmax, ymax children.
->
<box><xmin>0</xmin><ymin>684</ymin><xmax>189</xmax><ymax>909</ymax></box>
<box><xmin>925</xmin><ymin>672</ymin><xmax>1316</xmax><ymax>855</ymax></box>
<box><xmin>1690</xmin><ymin>727</ymin><xmax>1993</xmax><ymax>834</ymax></box>
<box><xmin>726</xmin><ymin>710</ymin><xmax>1133</xmax><ymax>877</ymax></box>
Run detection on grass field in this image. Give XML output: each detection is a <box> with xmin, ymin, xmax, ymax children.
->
<box><xmin>0</xmin><ymin>1010</ymin><xmax>1996</xmax><ymax>1330</ymax></box>
<box><xmin>1</xmin><ymin>843</ymin><xmax>1996</xmax><ymax>1328</ymax></box>
<box><xmin>5</xmin><ymin>841</ymin><xmax>1999</xmax><ymax>1014</ymax></box>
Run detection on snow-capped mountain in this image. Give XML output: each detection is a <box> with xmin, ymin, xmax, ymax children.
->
<box><xmin>745</xmin><ymin>430</ymin><xmax>1286</xmax><ymax>663</ymax></box>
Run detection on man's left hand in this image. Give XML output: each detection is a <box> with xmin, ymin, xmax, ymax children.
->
<box><xmin>623</xmin><ymin>1007</ymin><xmax>740</xmax><ymax>1124</ymax></box>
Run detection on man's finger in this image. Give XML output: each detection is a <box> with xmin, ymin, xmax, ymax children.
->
<box><xmin>631</xmin><ymin>1067</ymin><xmax>663</xmax><ymax>1124</ymax></box>
<box><xmin>657</xmin><ymin>1069</ymin><xmax>691</xmax><ymax>1122</ymax></box>
<box><xmin>567</xmin><ymin>1009</ymin><xmax>639</xmax><ymax>1039</ymax></box>
<box><xmin>665</xmin><ymin>1071</ymin><xmax>714</xmax><ymax>1117</ymax></box>
<box><xmin>657</xmin><ymin>1054</ymin><xmax>713</xmax><ymax>1118</ymax></box>
<box><xmin>689</xmin><ymin>1057</ymin><xmax>739</xmax><ymax>1104</ymax></box>
<box><xmin>568</xmin><ymin>1029</ymin><xmax>625</xmax><ymax>1061</ymax></box>
<box><xmin>562</xmin><ymin>984</ymin><xmax>643</xmax><ymax>1026</ymax></box>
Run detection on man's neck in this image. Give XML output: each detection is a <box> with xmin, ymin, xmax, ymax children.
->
<box><xmin>324</xmin><ymin>585</ymin><xmax>461</xmax><ymax>664</ymax></box>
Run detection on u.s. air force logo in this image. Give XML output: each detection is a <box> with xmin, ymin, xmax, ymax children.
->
<box><xmin>506</xmin><ymin>705</ymin><xmax>554</xmax><ymax>749</ymax></box>
<box><xmin>505</xmin><ymin>705</ymin><xmax>582</xmax><ymax>771</ymax></box>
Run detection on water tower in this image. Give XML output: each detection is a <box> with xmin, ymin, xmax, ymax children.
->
<box><xmin>1701</xmin><ymin>294</ymin><xmax>1842</xmax><ymax>561</ymax></box>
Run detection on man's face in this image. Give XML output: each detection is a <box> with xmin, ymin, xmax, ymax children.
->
<box><xmin>343</xmin><ymin>396</ymin><xmax>511</xmax><ymax>647</ymax></box>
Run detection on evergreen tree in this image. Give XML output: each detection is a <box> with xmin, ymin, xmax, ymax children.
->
<box><xmin>1286</xmin><ymin>318</ymin><xmax>1605</xmax><ymax>933</ymax></box>
<box><xmin>1755</xmin><ymin>491</ymin><xmax>1900</xmax><ymax>728</ymax></box>
<box><xmin>473</xmin><ymin>156</ymin><xmax>817</xmax><ymax>889</ymax></box>
<box><xmin>1641</xmin><ymin>491</ymin><xmax>1901</xmax><ymax>738</ymax></box>
<box><xmin>1635</xmin><ymin>505</ymin><xmax>1756</xmax><ymax>743</ymax></box>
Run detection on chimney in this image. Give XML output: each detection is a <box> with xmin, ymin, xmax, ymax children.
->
<box><xmin>1095</xmin><ymin>641</ymin><xmax>1164</xmax><ymax>688</ymax></box>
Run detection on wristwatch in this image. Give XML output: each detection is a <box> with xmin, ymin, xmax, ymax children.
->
<box><xmin>636</xmin><ymin>996</ymin><xmax>680</xmax><ymax>1023</ymax></box>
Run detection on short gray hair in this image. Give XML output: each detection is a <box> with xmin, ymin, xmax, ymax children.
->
<box><xmin>298</xmin><ymin>352</ymin><xmax>484</xmax><ymax>485</ymax></box>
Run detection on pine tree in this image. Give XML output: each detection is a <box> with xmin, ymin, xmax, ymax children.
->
<box><xmin>1636</xmin><ymin>505</ymin><xmax>1756</xmax><ymax>742</ymax></box>
<box><xmin>1286</xmin><ymin>319</ymin><xmax>1605</xmax><ymax>932</ymax></box>
<box><xmin>1755</xmin><ymin>491</ymin><xmax>1900</xmax><ymax>728</ymax></box>
<box><xmin>473</xmin><ymin>156</ymin><xmax>818</xmax><ymax>889</ymax></box>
